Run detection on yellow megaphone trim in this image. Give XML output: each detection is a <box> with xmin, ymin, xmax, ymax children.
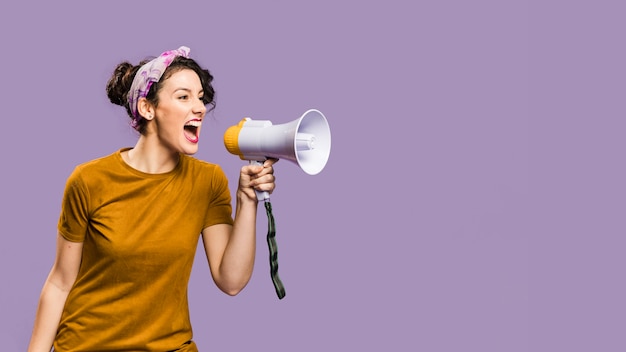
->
<box><xmin>223</xmin><ymin>118</ymin><xmax>247</xmax><ymax>159</ymax></box>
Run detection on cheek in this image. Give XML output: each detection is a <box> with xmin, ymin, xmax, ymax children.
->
<box><xmin>155</xmin><ymin>116</ymin><xmax>181</xmax><ymax>137</ymax></box>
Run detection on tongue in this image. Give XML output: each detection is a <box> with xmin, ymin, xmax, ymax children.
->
<box><xmin>184</xmin><ymin>127</ymin><xmax>198</xmax><ymax>142</ymax></box>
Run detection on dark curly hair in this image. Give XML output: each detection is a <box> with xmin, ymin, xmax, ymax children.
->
<box><xmin>106</xmin><ymin>56</ymin><xmax>215</xmax><ymax>134</ymax></box>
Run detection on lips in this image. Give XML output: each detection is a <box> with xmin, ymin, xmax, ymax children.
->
<box><xmin>184</xmin><ymin>119</ymin><xmax>201</xmax><ymax>143</ymax></box>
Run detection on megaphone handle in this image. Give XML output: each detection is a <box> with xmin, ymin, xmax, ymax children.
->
<box><xmin>250</xmin><ymin>160</ymin><xmax>270</xmax><ymax>202</ymax></box>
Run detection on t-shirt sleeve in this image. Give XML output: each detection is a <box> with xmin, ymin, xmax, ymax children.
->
<box><xmin>57</xmin><ymin>167</ymin><xmax>90</xmax><ymax>242</ymax></box>
<box><xmin>203</xmin><ymin>165</ymin><xmax>234</xmax><ymax>229</ymax></box>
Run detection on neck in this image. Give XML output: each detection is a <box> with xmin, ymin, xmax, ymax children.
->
<box><xmin>123</xmin><ymin>136</ymin><xmax>180</xmax><ymax>174</ymax></box>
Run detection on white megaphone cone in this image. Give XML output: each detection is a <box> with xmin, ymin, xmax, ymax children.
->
<box><xmin>224</xmin><ymin>109</ymin><xmax>331</xmax><ymax>200</ymax></box>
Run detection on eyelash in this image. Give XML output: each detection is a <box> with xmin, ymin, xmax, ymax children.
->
<box><xmin>179</xmin><ymin>95</ymin><xmax>204</xmax><ymax>101</ymax></box>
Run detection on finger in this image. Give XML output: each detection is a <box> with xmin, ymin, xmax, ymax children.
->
<box><xmin>253</xmin><ymin>175</ymin><xmax>276</xmax><ymax>192</ymax></box>
<box><xmin>255</xmin><ymin>172</ymin><xmax>276</xmax><ymax>184</ymax></box>
<box><xmin>247</xmin><ymin>162</ymin><xmax>275</xmax><ymax>178</ymax></box>
<box><xmin>241</xmin><ymin>164</ymin><xmax>263</xmax><ymax>176</ymax></box>
<box><xmin>250</xmin><ymin>173</ymin><xmax>276</xmax><ymax>189</ymax></box>
<box><xmin>263</xmin><ymin>158</ymin><xmax>279</xmax><ymax>167</ymax></box>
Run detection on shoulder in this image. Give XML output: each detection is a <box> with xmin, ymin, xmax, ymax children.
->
<box><xmin>67</xmin><ymin>149</ymin><xmax>125</xmax><ymax>183</ymax></box>
<box><xmin>180</xmin><ymin>154</ymin><xmax>225</xmax><ymax>175</ymax></box>
<box><xmin>180</xmin><ymin>155</ymin><xmax>229</xmax><ymax>187</ymax></box>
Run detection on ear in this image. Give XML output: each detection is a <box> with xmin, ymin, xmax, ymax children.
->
<box><xmin>137</xmin><ymin>97</ymin><xmax>155</xmax><ymax>121</ymax></box>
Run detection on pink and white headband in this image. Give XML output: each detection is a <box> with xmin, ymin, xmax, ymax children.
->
<box><xmin>127</xmin><ymin>46</ymin><xmax>190</xmax><ymax>128</ymax></box>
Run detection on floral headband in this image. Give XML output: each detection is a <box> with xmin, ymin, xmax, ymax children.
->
<box><xmin>127</xmin><ymin>46</ymin><xmax>191</xmax><ymax>128</ymax></box>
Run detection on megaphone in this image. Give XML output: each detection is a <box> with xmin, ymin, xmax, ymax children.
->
<box><xmin>223</xmin><ymin>108</ymin><xmax>331</xmax><ymax>200</ymax></box>
<box><xmin>223</xmin><ymin>109</ymin><xmax>331</xmax><ymax>300</ymax></box>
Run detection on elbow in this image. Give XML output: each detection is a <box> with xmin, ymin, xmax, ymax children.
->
<box><xmin>216</xmin><ymin>279</ymin><xmax>248</xmax><ymax>296</ymax></box>
<box><xmin>223</xmin><ymin>287</ymin><xmax>243</xmax><ymax>296</ymax></box>
<box><xmin>220</xmin><ymin>282</ymin><xmax>248</xmax><ymax>296</ymax></box>
<box><xmin>214</xmin><ymin>270</ymin><xmax>251</xmax><ymax>296</ymax></box>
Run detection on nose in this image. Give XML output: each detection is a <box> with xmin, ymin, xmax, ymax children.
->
<box><xmin>194</xmin><ymin>99</ymin><xmax>207</xmax><ymax>116</ymax></box>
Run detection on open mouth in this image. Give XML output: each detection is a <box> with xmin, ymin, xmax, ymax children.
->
<box><xmin>184</xmin><ymin>119</ymin><xmax>201</xmax><ymax>143</ymax></box>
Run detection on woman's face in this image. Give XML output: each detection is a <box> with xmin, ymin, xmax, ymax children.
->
<box><xmin>151</xmin><ymin>69</ymin><xmax>207</xmax><ymax>155</ymax></box>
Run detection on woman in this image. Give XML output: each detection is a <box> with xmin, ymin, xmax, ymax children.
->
<box><xmin>28</xmin><ymin>46</ymin><xmax>276</xmax><ymax>351</ymax></box>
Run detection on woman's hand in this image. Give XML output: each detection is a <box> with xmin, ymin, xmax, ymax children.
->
<box><xmin>237</xmin><ymin>158</ymin><xmax>278</xmax><ymax>202</ymax></box>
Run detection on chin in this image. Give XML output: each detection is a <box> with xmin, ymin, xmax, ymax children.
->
<box><xmin>177</xmin><ymin>142</ymin><xmax>199</xmax><ymax>156</ymax></box>
<box><xmin>182</xmin><ymin>147</ymin><xmax>199</xmax><ymax>155</ymax></box>
<box><xmin>179</xmin><ymin>135</ymin><xmax>200</xmax><ymax>155</ymax></box>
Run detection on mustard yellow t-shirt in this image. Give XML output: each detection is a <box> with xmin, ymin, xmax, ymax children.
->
<box><xmin>54</xmin><ymin>148</ymin><xmax>234</xmax><ymax>352</ymax></box>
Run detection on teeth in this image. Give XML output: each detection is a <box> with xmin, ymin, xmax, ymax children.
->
<box><xmin>185</xmin><ymin>120</ymin><xmax>201</xmax><ymax>127</ymax></box>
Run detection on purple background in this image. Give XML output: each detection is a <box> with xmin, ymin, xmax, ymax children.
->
<box><xmin>1</xmin><ymin>1</ymin><xmax>624</xmax><ymax>351</ymax></box>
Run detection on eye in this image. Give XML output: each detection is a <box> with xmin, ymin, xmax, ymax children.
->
<box><xmin>178</xmin><ymin>95</ymin><xmax>189</xmax><ymax>100</ymax></box>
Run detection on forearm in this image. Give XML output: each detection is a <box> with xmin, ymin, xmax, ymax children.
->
<box><xmin>28</xmin><ymin>280</ymin><xmax>70</xmax><ymax>352</ymax></box>
<box><xmin>216</xmin><ymin>192</ymin><xmax>259</xmax><ymax>294</ymax></box>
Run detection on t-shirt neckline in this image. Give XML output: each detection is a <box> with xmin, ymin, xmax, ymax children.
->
<box><xmin>115</xmin><ymin>147</ymin><xmax>183</xmax><ymax>179</ymax></box>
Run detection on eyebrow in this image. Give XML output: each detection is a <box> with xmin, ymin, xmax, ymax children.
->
<box><xmin>174</xmin><ymin>88</ymin><xmax>204</xmax><ymax>94</ymax></box>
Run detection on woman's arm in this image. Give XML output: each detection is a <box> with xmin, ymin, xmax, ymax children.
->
<box><xmin>202</xmin><ymin>159</ymin><xmax>276</xmax><ymax>295</ymax></box>
<box><xmin>28</xmin><ymin>233</ymin><xmax>83</xmax><ymax>352</ymax></box>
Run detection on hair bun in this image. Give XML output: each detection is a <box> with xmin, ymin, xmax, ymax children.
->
<box><xmin>106</xmin><ymin>62</ymin><xmax>136</xmax><ymax>107</ymax></box>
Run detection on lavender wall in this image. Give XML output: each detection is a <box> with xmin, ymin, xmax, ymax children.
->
<box><xmin>1</xmin><ymin>1</ymin><xmax>624</xmax><ymax>351</ymax></box>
